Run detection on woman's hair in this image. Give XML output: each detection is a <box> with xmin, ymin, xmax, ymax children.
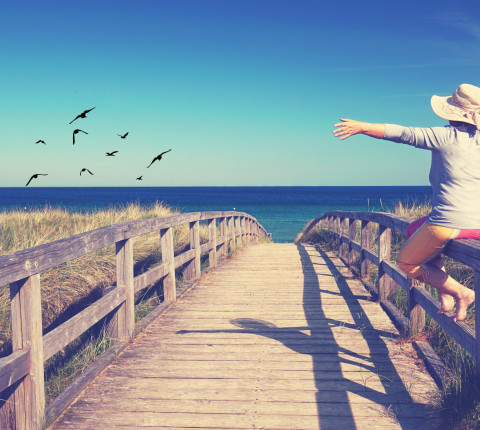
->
<box><xmin>449</xmin><ymin>120</ymin><xmax>474</xmax><ymax>128</ymax></box>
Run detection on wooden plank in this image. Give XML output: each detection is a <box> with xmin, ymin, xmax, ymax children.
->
<box><xmin>412</xmin><ymin>285</ymin><xmax>476</xmax><ymax>357</ymax></box>
<box><xmin>378</xmin><ymin>225</ymin><xmax>393</xmax><ymax>301</ymax></box>
<box><xmin>44</xmin><ymin>340</ymin><xmax>128</xmax><ymax>429</ymax></box>
<box><xmin>160</xmin><ymin>227</ymin><xmax>176</xmax><ymax>303</ymax></box>
<box><xmin>200</xmin><ymin>242</ymin><xmax>211</xmax><ymax>254</ymax></box>
<box><xmin>49</xmin><ymin>244</ymin><xmax>437</xmax><ymax>430</ymax></box>
<box><xmin>348</xmin><ymin>218</ymin><xmax>357</xmax><ymax>269</ymax></box>
<box><xmin>43</xmin><ymin>286</ymin><xmax>126</xmax><ymax>361</ymax></box>
<box><xmin>360</xmin><ymin>220</ymin><xmax>371</xmax><ymax>276</ymax></box>
<box><xmin>220</xmin><ymin>217</ymin><xmax>227</xmax><ymax>257</ymax></box>
<box><xmin>116</xmin><ymin>238</ymin><xmax>134</xmax><ymax>339</ymax></box>
<box><xmin>133</xmin><ymin>264</ymin><xmax>168</xmax><ymax>294</ymax></box>
<box><xmin>0</xmin><ymin>350</ymin><xmax>29</xmax><ymax>394</ymax></box>
<box><xmin>174</xmin><ymin>248</ymin><xmax>195</xmax><ymax>268</ymax></box>
<box><xmin>208</xmin><ymin>218</ymin><xmax>217</xmax><ymax>268</ymax></box>
<box><xmin>380</xmin><ymin>260</ymin><xmax>409</xmax><ymax>292</ymax></box>
<box><xmin>51</xmin><ymin>408</ymin><xmax>422</xmax><ymax>430</ymax></box>
<box><xmin>407</xmin><ymin>278</ymin><xmax>426</xmax><ymax>337</ymax></box>
<box><xmin>363</xmin><ymin>248</ymin><xmax>379</xmax><ymax>266</ymax></box>
<box><xmin>413</xmin><ymin>341</ymin><xmax>447</xmax><ymax>391</ymax></box>
<box><xmin>184</xmin><ymin>221</ymin><xmax>200</xmax><ymax>281</ymax></box>
<box><xmin>10</xmin><ymin>274</ymin><xmax>45</xmax><ymax>429</ymax></box>
<box><xmin>229</xmin><ymin>216</ymin><xmax>236</xmax><ymax>251</ymax></box>
<box><xmin>0</xmin><ymin>211</ymin><xmax>268</xmax><ymax>288</ymax></box>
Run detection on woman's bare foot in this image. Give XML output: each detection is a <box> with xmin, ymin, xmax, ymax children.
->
<box><xmin>438</xmin><ymin>293</ymin><xmax>455</xmax><ymax>314</ymax></box>
<box><xmin>452</xmin><ymin>288</ymin><xmax>475</xmax><ymax>322</ymax></box>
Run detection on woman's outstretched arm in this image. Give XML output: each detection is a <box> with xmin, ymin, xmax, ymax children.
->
<box><xmin>333</xmin><ymin>118</ymin><xmax>385</xmax><ymax>140</ymax></box>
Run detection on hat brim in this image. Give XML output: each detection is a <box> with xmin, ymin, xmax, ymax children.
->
<box><xmin>431</xmin><ymin>95</ymin><xmax>476</xmax><ymax>126</ymax></box>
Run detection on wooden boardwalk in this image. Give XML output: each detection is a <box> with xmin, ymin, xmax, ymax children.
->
<box><xmin>50</xmin><ymin>243</ymin><xmax>439</xmax><ymax>430</ymax></box>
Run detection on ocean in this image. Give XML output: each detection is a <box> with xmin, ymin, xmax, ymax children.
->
<box><xmin>0</xmin><ymin>186</ymin><xmax>431</xmax><ymax>243</ymax></box>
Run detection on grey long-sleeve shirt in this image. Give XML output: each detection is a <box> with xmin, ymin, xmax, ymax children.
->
<box><xmin>383</xmin><ymin>123</ymin><xmax>480</xmax><ymax>229</ymax></box>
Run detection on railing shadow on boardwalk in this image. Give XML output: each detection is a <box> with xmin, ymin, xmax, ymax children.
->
<box><xmin>177</xmin><ymin>244</ymin><xmax>430</xmax><ymax>428</ymax></box>
<box><xmin>298</xmin><ymin>244</ymin><xmax>423</xmax><ymax>428</ymax></box>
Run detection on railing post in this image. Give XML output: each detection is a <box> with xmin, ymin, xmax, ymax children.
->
<box><xmin>332</xmin><ymin>216</ymin><xmax>340</xmax><ymax>250</ymax></box>
<box><xmin>378</xmin><ymin>225</ymin><xmax>393</xmax><ymax>301</ymax></box>
<box><xmin>407</xmin><ymin>279</ymin><xmax>426</xmax><ymax>337</ymax></box>
<box><xmin>378</xmin><ymin>225</ymin><xmax>392</xmax><ymax>301</ymax></box>
<box><xmin>360</xmin><ymin>220</ymin><xmax>371</xmax><ymax>277</ymax></box>
<box><xmin>229</xmin><ymin>216</ymin><xmax>236</xmax><ymax>251</ymax></box>
<box><xmin>209</xmin><ymin>218</ymin><xmax>217</xmax><ymax>268</ymax></box>
<box><xmin>116</xmin><ymin>238</ymin><xmax>135</xmax><ymax>339</ymax></box>
<box><xmin>474</xmin><ymin>271</ymin><xmax>480</xmax><ymax>389</ymax></box>
<box><xmin>10</xmin><ymin>274</ymin><xmax>45</xmax><ymax>430</ymax></box>
<box><xmin>240</xmin><ymin>217</ymin><xmax>246</xmax><ymax>247</ymax></box>
<box><xmin>246</xmin><ymin>218</ymin><xmax>251</xmax><ymax>244</ymax></box>
<box><xmin>220</xmin><ymin>217</ymin><xmax>227</xmax><ymax>257</ymax></box>
<box><xmin>348</xmin><ymin>218</ymin><xmax>357</xmax><ymax>270</ymax></box>
<box><xmin>234</xmin><ymin>217</ymin><xmax>241</xmax><ymax>249</ymax></box>
<box><xmin>339</xmin><ymin>217</ymin><xmax>347</xmax><ymax>260</ymax></box>
<box><xmin>185</xmin><ymin>221</ymin><xmax>201</xmax><ymax>281</ymax></box>
<box><xmin>161</xmin><ymin>227</ymin><xmax>176</xmax><ymax>303</ymax></box>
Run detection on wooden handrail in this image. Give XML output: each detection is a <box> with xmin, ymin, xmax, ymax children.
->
<box><xmin>0</xmin><ymin>211</ymin><xmax>268</xmax><ymax>429</ymax></box>
<box><xmin>297</xmin><ymin>210</ymin><xmax>480</xmax><ymax>389</ymax></box>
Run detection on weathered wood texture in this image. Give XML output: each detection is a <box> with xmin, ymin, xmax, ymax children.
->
<box><xmin>0</xmin><ymin>211</ymin><xmax>267</xmax><ymax>430</ymax></box>
<box><xmin>302</xmin><ymin>210</ymin><xmax>479</xmax><ymax>388</ymax></box>
<box><xmin>49</xmin><ymin>244</ymin><xmax>438</xmax><ymax>430</ymax></box>
<box><xmin>0</xmin><ymin>211</ymin><xmax>267</xmax><ymax>287</ymax></box>
<box><xmin>10</xmin><ymin>275</ymin><xmax>45</xmax><ymax>429</ymax></box>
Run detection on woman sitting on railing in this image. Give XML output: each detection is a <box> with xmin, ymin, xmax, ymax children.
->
<box><xmin>333</xmin><ymin>83</ymin><xmax>480</xmax><ymax>322</ymax></box>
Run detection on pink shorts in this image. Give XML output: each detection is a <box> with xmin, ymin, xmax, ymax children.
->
<box><xmin>406</xmin><ymin>216</ymin><xmax>480</xmax><ymax>240</ymax></box>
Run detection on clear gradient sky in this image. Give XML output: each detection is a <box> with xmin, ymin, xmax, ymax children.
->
<box><xmin>1</xmin><ymin>1</ymin><xmax>480</xmax><ymax>187</ymax></box>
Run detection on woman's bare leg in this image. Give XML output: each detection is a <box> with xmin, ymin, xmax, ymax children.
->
<box><xmin>398</xmin><ymin>223</ymin><xmax>474</xmax><ymax>322</ymax></box>
<box><xmin>427</xmin><ymin>257</ymin><xmax>455</xmax><ymax>314</ymax></box>
<box><xmin>419</xmin><ymin>261</ymin><xmax>474</xmax><ymax>322</ymax></box>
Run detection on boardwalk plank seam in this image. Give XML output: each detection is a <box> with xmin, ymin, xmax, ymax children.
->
<box><xmin>49</xmin><ymin>243</ymin><xmax>440</xmax><ymax>430</ymax></box>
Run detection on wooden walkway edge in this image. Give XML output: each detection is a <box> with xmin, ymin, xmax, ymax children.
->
<box><xmin>49</xmin><ymin>243</ymin><xmax>440</xmax><ymax>430</ymax></box>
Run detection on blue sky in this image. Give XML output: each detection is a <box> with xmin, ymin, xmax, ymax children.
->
<box><xmin>1</xmin><ymin>0</ymin><xmax>480</xmax><ymax>186</ymax></box>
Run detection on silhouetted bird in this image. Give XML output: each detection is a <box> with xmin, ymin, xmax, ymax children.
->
<box><xmin>118</xmin><ymin>132</ymin><xmax>129</xmax><ymax>139</ymax></box>
<box><xmin>25</xmin><ymin>174</ymin><xmax>48</xmax><ymax>186</ymax></box>
<box><xmin>73</xmin><ymin>129</ymin><xmax>88</xmax><ymax>145</ymax></box>
<box><xmin>106</xmin><ymin>151</ymin><xmax>118</xmax><ymax>156</ymax></box>
<box><xmin>147</xmin><ymin>149</ymin><xmax>171</xmax><ymax>168</ymax></box>
<box><xmin>80</xmin><ymin>168</ymin><xmax>94</xmax><ymax>176</ymax></box>
<box><xmin>69</xmin><ymin>107</ymin><xmax>96</xmax><ymax>124</ymax></box>
<box><xmin>136</xmin><ymin>175</ymin><xmax>143</xmax><ymax>180</ymax></box>
<box><xmin>35</xmin><ymin>140</ymin><xmax>46</xmax><ymax>145</ymax></box>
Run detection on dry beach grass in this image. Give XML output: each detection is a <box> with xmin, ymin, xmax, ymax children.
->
<box><xmin>301</xmin><ymin>200</ymin><xmax>480</xmax><ymax>429</ymax></box>
<box><xmin>0</xmin><ymin>202</ymin><xmax>211</xmax><ymax>402</ymax></box>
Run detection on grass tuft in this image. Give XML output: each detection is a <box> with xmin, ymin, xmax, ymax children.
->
<box><xmin>301</xmin><ymin>199</ymin><xmax>480</xmax><ymax>429</ymax></box>
<box><xmin>0</xmin><ymin>202</ymin><xmax>212</xmax><ymax>405</ymax></box>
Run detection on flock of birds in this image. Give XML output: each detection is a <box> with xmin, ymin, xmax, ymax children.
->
<box><xmin>27</xmin><ymin>107</ymin><xmax>172</xmax><ymax>186</ymax></box>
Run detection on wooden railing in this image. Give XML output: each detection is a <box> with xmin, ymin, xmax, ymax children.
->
<box><xmin>297</xmin><ymin>210</ymin><xmax>480</xmax><ymax>388</ymax></box>
<box><xmin>0</xmin><ymin>211</ymin><xmax>268</xmax><ymax>429</ymax></box>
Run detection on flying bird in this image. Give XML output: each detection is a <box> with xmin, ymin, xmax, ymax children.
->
<box><xmin>35</xmin><ymin>140</ymin><xmax>46</xmax><ymax>145</ymax></box>
<box><xmin>25</xmin><ymin>174</ymin><xmax>48</xmax><ymax>186</ymax></box>
<box><xmin>136</xmin><ymin>175</ymin><xmax>143</xmax><ymax>180</ymax></box>
<box><xmin>147</xmin><ymin>149</ymin><xmax>171</xmax><ymax>168</ymax></box>
<box><xmin>80</xmin><ymin>168</ymin><xmax>94</xmax><ymax>176</ymax></box>
<box><xmin>69</xmin><ymin>107</ymin><xmax>96</xmax><ymax>124</ymax></box>
<box><xmin>118</xmin><ymin>132</ymin><xmax>129</xmax><ymax>139</ymax></box>
<box><xmin>106</xmin><ymin>151</ymin><xmax>118</xmax><ymax>156</ymax></box>
<box><xmin>73</xmin><ymin>129</ymin><xmax>88</xmax><ymax>145</ymax></box>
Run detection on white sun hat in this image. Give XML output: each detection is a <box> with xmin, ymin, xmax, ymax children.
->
<box><xmin>431</xmin><ymin>83</ymin><xmax>480</xmax><ymax>129</ymax></box>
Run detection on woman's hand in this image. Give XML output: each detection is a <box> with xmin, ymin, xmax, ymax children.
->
<box><xmin>333</xmin><ymin>118</ymin><xmax>385</xmax><ymax>140</ymax></box>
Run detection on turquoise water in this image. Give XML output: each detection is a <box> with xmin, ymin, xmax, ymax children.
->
<box><xmin>0</xmin><ymin>186</ymin><xmax>431</xmax><ymax>242</ymax></box>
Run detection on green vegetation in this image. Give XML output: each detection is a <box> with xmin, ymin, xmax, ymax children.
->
<box><xmin>302</xmin><ymin>200</ymin><xmax>480</xmax><ymax>429</ymax></box>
